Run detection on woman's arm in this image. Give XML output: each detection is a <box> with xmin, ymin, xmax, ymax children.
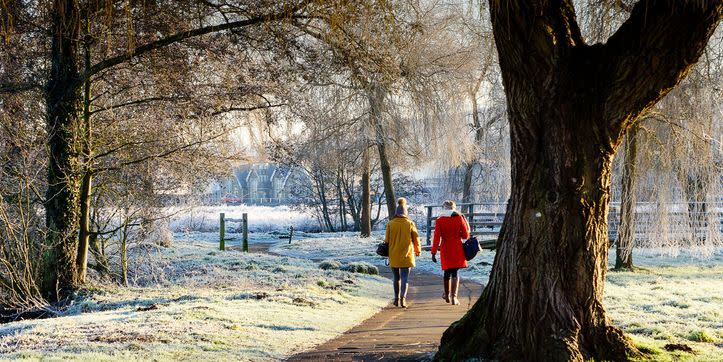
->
<box><xmin>385</xmin><ymin>223</ymin><xmax>390</xmax><ymax>244</ymax></box>
<box><xmin>411</xmin><ymin>222</ymin><xmax>421</xmax><ymax>256</ymax></box>
<box><xmin>460</xmin><ymin>215</ymin><xmax>470</xmax><ymax>240</ymax></box>
<box><xmin>432</xmin><ymin>219</ymin><xmax>441</xmax><ymax>254</ymax></box>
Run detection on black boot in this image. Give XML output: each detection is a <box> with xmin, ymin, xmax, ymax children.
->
<box><xmin>443</xmin><ymin>277</ymin><xmax>451</xmax><ymax>303</ymax></box>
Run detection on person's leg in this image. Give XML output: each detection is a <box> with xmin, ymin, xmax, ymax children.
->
<box><xmin>400</xmin><ymin>268</ymin><xmax>410</xmax><ymax>298</ymax></box>
<box><xmin>392</xmin><ymin>267</ymin><xmax>400</xmax><ymax>306</ymax></box>
<box><xmin>399</xmin><ymin>267</ymin><xmax>410</xmax><ymax>307</ymax></box>
<box><xmin>450</xmin><ymin>268</ymin><xmax>460</xmax><ymax>305</ymax></box>
<box><xmin>442</xmin><ymin>269</ymin><xmax>451</xmax><ymax>303</ymax></box>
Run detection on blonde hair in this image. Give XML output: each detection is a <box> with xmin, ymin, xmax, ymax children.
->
<box><xmin>442</xmin><ymin>200</ymin><xmax>456</xmax><ymax>210</ymax></box>
<box><xmin>395</xmin><ymin>197</ymin><xmax>408</xmax><ymax>217</ymax></box>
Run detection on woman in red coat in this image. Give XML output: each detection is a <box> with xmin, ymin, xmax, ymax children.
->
<box><xmin>431</xmin><ymin>200</ymin><xmax>470</xmax><ymax>305</ymax></box>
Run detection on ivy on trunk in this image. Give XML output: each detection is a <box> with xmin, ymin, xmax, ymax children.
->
<box><xmin>435</xmin><ymin>1</ymin><xmax>721</xmax><ymax>361</ymax></box>
<box><xmin>42</xmin><ymin>0</ymin><xmax>82</xmax><ymax>302</ymax></box>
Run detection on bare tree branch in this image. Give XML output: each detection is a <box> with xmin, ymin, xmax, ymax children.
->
<box><xmin>0</xmin><ymin>83</ymin><xmax>41</xmax><ymax>94</ymax></box>
<box><xmin>79</xmin><ymin>2</ymin><xmax>313</xmax><ymax>83</ymax></box>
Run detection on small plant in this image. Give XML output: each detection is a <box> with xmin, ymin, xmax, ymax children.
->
<box><xmin>317</xmin><ymin>280</ymin><xmax>338</xmax><ymax>289</ymax></box>
<box><xmin>688</xmin><ymin>329</ymin><xmax>715</xmax><ymax>343</ymax></box>
<box><xmin>342</xmin><ymin>262</ymin><xmax>379</xmax><ymax>275</ymax></box>
<box><xmin>662</xmin><ymin>299</ymin><xmax>690</xmax><ymax>309</ymax></box>
<box><xmin>318</xmin><ymin>260</ymin><xmax>342</xmax><ymax>270</ymax></box>
<box><xmin>634</xmin><ymin>341</ymin><xmax>660</xmax><ymax>355</ymax></box>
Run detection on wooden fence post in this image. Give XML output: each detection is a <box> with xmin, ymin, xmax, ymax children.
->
<box><xmin>219</xmin><ymin>213</ymin><xmax>225</xmax><ymax>251</ymax></box>
<box><xmin>426</xmin><ymin>206</ymin><xmax>433</xmax><ymax>245</ymax></box>
<box><xmin>242</xmin><ymin>213</ymin><xmax>248</xmax><ymax>252</ymax></box>
<box><xmin>468</xmin><ymin>204</ymin><xmax>475</xmax><ymax>234</ymax></box>
<box><xmin>288</xmin><ymin>226</ymin><xmax>294</xmax><ymax>244</ymax></box>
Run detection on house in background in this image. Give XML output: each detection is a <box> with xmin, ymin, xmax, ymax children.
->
<box><xmin>208</xmin><ymin>163</ymin><xmax>310</xmax><ymax>205</ymax></box>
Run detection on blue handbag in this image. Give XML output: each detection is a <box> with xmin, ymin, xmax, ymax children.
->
<box><xmin>463</xmin><ymin>236</ymin><xmax>480</xmax><ymax>261</ymax></box>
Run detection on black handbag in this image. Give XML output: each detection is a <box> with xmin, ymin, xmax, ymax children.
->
<box><xmin>376</xmin><ymin>242</ymin><xmax>389</xmax><ymax>257</ymax></box>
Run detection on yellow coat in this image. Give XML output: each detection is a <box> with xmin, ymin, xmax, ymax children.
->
<box><xmin>385</xmin><ymin>216</ymin><xmax>421</xmax><ymax>268</ymax></box>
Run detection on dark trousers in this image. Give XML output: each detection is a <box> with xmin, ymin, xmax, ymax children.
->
<box><xmin>443</xmin><ymin>268</ymin><xmax>459</xmax><ymax>279</ymax></box>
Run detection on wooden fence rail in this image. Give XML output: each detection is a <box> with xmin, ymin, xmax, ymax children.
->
<box><xmin>219</xmin><ymin>213</ymin><xmax>249</xmax><ymax>252</ymax></box>
<box><xmin>425</xmin><ymin>202</ymin><xmax>723</xmax><ymax>250</ymax></box>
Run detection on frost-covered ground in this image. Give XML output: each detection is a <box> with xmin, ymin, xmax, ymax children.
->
<box><xmin>168</xmin><ymin>205</ymin><xmax>320</xmax><ymax>233</ymax></box>
<box><xmin>0</xmin><ymin>237</ymin><xmax>388</xmax><ymax>361</ymax></box>
<box><xmin>270</xmin><ymin>232</ymin><xmax>495</xmax><ymax>285</ymax></box>
<box><xmin>272</xmin><ymin>234</ymin><xmax>723</xmax><ymax>361</ymax></box>
<box><xmin>2</xmin><ymin>229</ymin><xmax>720</xmax><ymax>361</ymax></box>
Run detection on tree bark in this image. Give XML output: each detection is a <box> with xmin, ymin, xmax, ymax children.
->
<box><xmin>435</xmin><ymin>1</ymin><xmax>721</xmax><ymax>361</ymax></box>
<box><xmin>120</xmin><ymin>219</ymin><xmax>129</xmax><ymax>287</ymax></box>
<box><xmin>615</xmin><ymin>123</ymin><xmax>639</xmax><ymax>270</ymax></box>
<box><xmin>42</xmin><ymin>0</ymin><xmax>82</xmax><ymax>303</ymax></box>
<box><xmin>368</xmin><ymin>85</ymin><xmax>396</xmax><ymax>220</ymax></box>
<box><xmin>462</xmin><ymin>88</ymin><xmax>484</xmax><ymax>203</ymax></box>
<box><xmin>342</xmin><ymin>174</ymin><xmax>361</xmax><ymax>231</ymax></box>
<box><xmin>336</xmin><ymin>170</ymin><xmax>348</xmax><ymax>231</ymax></box>
<box><xmin>314</xmin><ymin>171</ymin><xmax>335</xmax><ymax>232</ymax></box>
<box><xmin>76</xmin><ymin>171</ymin><xmax>92</xmax><ymax>280</ymax></box>
<box><xmin>76</xmin><ymin>34</ymin><xmax>93</xmax><ymax>283</ymax></box>
<box><xmin>683</xmin><ymin>173</ymin><xmax>709</xmax><ymax>241</ymax></box>
<box><xmin>360</xmin><ymin>146</ymin><xmax>372</xmax><ymax>237</ymax></box>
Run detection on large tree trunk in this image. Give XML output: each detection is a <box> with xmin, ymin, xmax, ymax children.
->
<box><xmin>615</xmin><ymin>123</ymin><xmax>639</xmax><ymax>270</ymax></box>
<box><xmin>439</xmin><ymin>91</ymin><xmax>635</xmax><ymax>361</ymax></box>
<box><xmin>360</xmin><ymin>146</ymin><xmax>372</xmax><ymax>237</ymax></box>
<box><xmin>42</xmin><ymin>0</ymin><xmax>82</xmax><ymax>303</ymax></box>
<box><xmin>435</xmin><ymin>1</ymin><xmax>720</xmax><ymax>361</ymax></box>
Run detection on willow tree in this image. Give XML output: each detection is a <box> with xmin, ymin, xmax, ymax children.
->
<box><xmin>435</xmin><ymin>1</ymin><xmax>721</xmax><ymax>361</ymax></box>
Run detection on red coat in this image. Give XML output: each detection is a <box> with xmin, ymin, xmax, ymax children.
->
<box><xmin>432</xmin><ymin>212</ymin><xmax>470</xmax><ymax>270</ymax></box>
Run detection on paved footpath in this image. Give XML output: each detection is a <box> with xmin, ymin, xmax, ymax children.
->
<box><xmin>287</xmin><ymin>265</ymin><xmax>483</xmax><ymax>362</ymax></box>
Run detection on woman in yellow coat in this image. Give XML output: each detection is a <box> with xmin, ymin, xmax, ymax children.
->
<box><xmin>384</xmin><ymin>198</ymin><xmax>421</xmax><ymax>308</ymax></box>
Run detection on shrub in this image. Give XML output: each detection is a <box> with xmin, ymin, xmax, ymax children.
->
<box><xmin>318</xmin><ymin>260</ymin><xmax>342</xmax><ymax>270</ymax></box>
<box><xmin>317</xmin><ymin>280</ymin><xmax>338</xmax><ymax>289</ymax></box>
<box><xmin>143</xmin><ymin>219</ymin><xmax>173</xmax><ymax>247</ymax></box>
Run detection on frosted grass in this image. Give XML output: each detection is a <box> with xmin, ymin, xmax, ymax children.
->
<box><xmin>272</xmin><ymin>234</ymin><xmax>723</xmax><ymax>360</ymax></box>
<box><xmin>0</xmin><ymin>238</ymin><xmax>389</xmax><ymax>361</ymax></box>
<box><xmin>3</xmin><ymin>230</ymin><xmax>719</xmax><ymax>361</ymax></box>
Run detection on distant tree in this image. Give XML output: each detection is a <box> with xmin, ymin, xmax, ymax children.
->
<box><xmin>289</xmin><ymin>0</ymin><xmax>484</xmax><ymax>230</ymax></box>
<box><xmin>435</xmin><ymin>1</ymin><xmax>721</xmax><ymax>361</ymax></box>
<box><xmin>615</xmin><ymin>122</ymin><xmax>639</xmax><ymax>270</ymax></box>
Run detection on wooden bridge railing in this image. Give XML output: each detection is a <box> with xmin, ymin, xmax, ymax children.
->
<box><xmin>425</xmin><ymin>203</ymin><xmax>506</xmax><ymax>249</ymax></box>
<box><xmin>425</xmin><ymin>202</ymin><xmax>723</xmax><ymax>250</ymax></box>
